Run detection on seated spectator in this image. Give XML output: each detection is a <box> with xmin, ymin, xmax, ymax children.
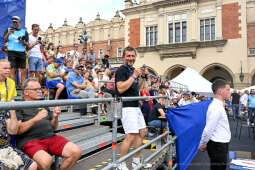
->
<box><xmin>0</xmin><ymin>60</ymin><xmax>37</xmax><ymax>170</ymax></box>
<box><xmin>148</xmin><ymin>93</ymin><xmax>167</xmax><ymax>129</ymax></box>
<box><xmin>62</xmin><ymin>60</ymin><xmax>74</xmax><ymax>82</ymax></box>
<box><xmin>16</xmin><ymin>78</ymin><xmax>82</xmax><ymax>170</ymax></box>
<box><xmin>67</xmin><ymin>68</ymin><xmax>96</xmax><ymax>113</ymax></box>
<box><xmin>191</xmin><ymin>92</ymin><xmax>199</xmax><ymax>103</ymax></box>
<box><xmin>86</xmin><ymin>48</ymin><xmax>96</xmax><ymax>68</ymax></box>
<box><xmin>139</xmin><ymin>79</ymin><xmax>153</xmax><ymax>124</ymax></box>
<box><xmin>149</xmin><ymin>82</ymin><xmax>158</xmax><ymax>105</ymax></box>
<box><xmin>101</xmin><ymin>55</ymin><xmax>110</xmax><ymax>68</ymax></box>
<box><xmin>56</xmin><ymin>45</ymin><xmax>65</xmax><ymax>59</ymax></box>
<box><xmin>43</xmin><ymin>56</ymin><xmax>54</xmax><ymax>70</ymax></box>
<box><xmin>46</xmin><ymin>43</ymin><xmax>55</xmax><ymax>58</ymax></box>
<box><xmin>68</xmin><ymin>44</ymin><xmax>81</xmax><ymax>66</ymax></box>
<box><xmin>178</xmin><ymin>93</ymin><xmax>192</xmax><ymax>106</ymax></box>
<box><xmin>46</xmin><ymin>58</ymin><xmax>67</xmax><ymax>99</ymax></box>
<box><xmin>66</xmin><ymin>65</ymin><xmax>95</xmax><ymax>99</ymax></box>
<box><xmin>94</xmin><ymin>70</ymin><xmax>108</xmax><ymax>91</ymax></box>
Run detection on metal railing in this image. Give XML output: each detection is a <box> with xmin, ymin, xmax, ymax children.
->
<box><xmin>0</xmin><ymin>95</ymin><xmax>177</xmax><ymax>170</ymax></box>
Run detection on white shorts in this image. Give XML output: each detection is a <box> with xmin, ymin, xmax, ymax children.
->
<box><xmin>121</xmin><ymin>107</ymin><xmax>146</xmax><ymax>134</ymax></box>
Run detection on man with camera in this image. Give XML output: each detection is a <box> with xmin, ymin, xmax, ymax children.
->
<box><xmin>3</xmin><ymin>16</ymin><xmax>29</xmax><ymax>84</ymax></box>
<box><xmin>115</xmin><ymin>46</ymin><xmax>147</xmax><ymax>170</ymax></box>
<box><xmin>27</xmin><ymin>24</ymin><xmax>44</xmax><ymax>83</ymax></box>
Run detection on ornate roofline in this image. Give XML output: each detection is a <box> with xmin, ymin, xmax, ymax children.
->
<box><xmin>121</xmin><ymin>0</ymin><xmax>198</xmax><ymax>15</ymax></box>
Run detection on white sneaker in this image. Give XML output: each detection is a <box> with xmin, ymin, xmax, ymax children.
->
<box><xmin>132</xmin><ymin>161</ymin><xmax>139</xmax><ymax>169</ymax></box>
<box><xmin>132</xmin><ymin>157</ymin><xmax>141</xmax><ymax>169</ymax></box>
<box><xmin>117</xmin><ymin>163</ymin><xmax>129</xmax><ymax>170</ymax></box>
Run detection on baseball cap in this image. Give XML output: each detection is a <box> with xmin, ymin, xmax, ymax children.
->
<box><xmin>159</xmin><ymin>85</ymin><xmax>167</xmax><ymax>89</ymax></box>
<box><xmin>12</xmin><ymin>16</ymin><xmax>21</xmax><ymax>22</ymax></box>
<box><xmin>109</xmin><ymin>67</ymin><xmax>116</xmax><ymax>71</ymax></box>
<box><xmin>54</xmin><ymin>58</ymin><xmax>63</xmax><ymax>65</ymax></box>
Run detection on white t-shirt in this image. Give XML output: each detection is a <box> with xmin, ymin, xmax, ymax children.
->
<box><xmin>68</xmin><ymin>50</ymin><xmax>81</xmax><ymax>65</ymax></box>
<box><xmin>240</xmin><ymin>93</ymin><xmax>248</xmax><ymax>106</ymax></box>
<box><xmin>28</xmin><ymin>35</ymin><xmax>42</xmax><ymax>58</ymax></box>
<box><xmin>57</xmin><ymin>52</ymin><xmax>65</xmax><ymax>59</ymax></box>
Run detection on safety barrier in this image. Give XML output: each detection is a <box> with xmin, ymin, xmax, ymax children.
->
<box><xmin>169</xmin><ymin>80</ymin><xmax>188</xmax><ymax>92</ymax></box>
<box><xmin>0</xmin><ymin>95</ymin><xmax>177</xmax><ymax>170</ymax></box>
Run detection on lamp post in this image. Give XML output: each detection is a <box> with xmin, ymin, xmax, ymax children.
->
<box><xmin>239</xmin><ymin>61</ymin><xmax>244</xmax><ymax>82</ymax></box>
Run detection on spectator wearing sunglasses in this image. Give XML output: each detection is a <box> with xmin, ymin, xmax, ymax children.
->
<box><xmin>66</xmin><ymin>64</ymin><xmax>95</xmax><ymax>99</ymax></box>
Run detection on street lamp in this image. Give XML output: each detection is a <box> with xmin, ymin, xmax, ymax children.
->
<box><xmin>239</xmin><ymin>61</ymin><xmax>244</xmax><ymax>82</ymax></box>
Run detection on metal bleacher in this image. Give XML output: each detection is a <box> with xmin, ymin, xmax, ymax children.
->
<box><xmin>51</xmin><ymin>106</ymin><xmax>125</xmax><ymax>169</ymax></box>
<box><xmin>10</xmin><ymin>91</ymin><xmax>177</xmax><ymax>170</ymax></box>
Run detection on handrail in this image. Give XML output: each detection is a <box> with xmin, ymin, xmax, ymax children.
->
<box><xmin>0</xmin><ymin>95</ymin><xmax>177</xmax><ymax>169</ymax></box>
<box><xmin>0</xmin><ymin>96</ymin><xmax>168</xmax><ymax>110</ymax></box>
<box><xmin>102</xmin><ymin>131</ymin><xmax>170</xmax><ymax>170</ymax></box>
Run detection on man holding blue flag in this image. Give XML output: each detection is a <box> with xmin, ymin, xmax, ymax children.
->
<box><xmin>199</xmin><ymin>79</ymin><xmax>231</xmax><ymax>170</ymax></box>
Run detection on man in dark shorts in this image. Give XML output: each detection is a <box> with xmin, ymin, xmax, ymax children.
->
<box><xmin>16</xmin><ymin>78</ymin><xmax>82</xmax><ymax>170</ymax></box>
<box><xmin>3</xmin><ymin>16</ymin><xmax>29</xmax><ymax>84</ymax></box>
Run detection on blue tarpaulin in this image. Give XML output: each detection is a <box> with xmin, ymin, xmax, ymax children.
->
<box><xmin>166</xmin><ymin>99</ymin><xmax>213</xmax><ymax>170</ymax></box>
<box><xmin>0</xmin><ymin>0</ymin><xmax>26</xmax><ymax>59</ymax></box>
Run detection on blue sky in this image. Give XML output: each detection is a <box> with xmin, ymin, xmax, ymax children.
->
<box><xmin>26</xmin><ymin>0</ymin><xmax>125</xmax><ymax>32</ymax></box>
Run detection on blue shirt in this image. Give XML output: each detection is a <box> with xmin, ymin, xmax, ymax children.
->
<box><xmin>248</xmin><ymin>95</ymin><xmax>255</xmax><ymax>108</ymax></box>
<box><xmin>7</xmin><ymin>28</ymin><xmax>27</xmax><ymax>52</ymax></box>
<box><xmin>87</xmin><ymin>53</ymin><xmax>96</xmax><ymax>61</ymax></box>
<box><xmin>66</xmin><ymin>72</ymin><xmax>84</xmax><ymax>93</ymax></box>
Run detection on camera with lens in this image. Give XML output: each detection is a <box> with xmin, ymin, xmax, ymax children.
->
<box><xmin>140</xmin><ymin>64</ymin><xmax>148</xmax><ymax>79</ymax></box>
<box><xmin>18</xmin><ymin>36</ymin><xmax>26</xmax><ymax>41</ymax></box>
<box><xmin>38</xmin><ymin>37</ymin><xmax>42</xmax><ymax>44</ymax></box>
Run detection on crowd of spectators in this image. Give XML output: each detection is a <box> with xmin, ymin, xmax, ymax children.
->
<box><xmin>224</xmin><ymin>89</ymin><xmax>255</xmax><ymax>125</ymax></box>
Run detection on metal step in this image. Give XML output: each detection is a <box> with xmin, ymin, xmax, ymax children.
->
<box><xmin>58</xmin><ymin>112</ymin><xmax>81</xmax><ymax>122</ymax></box>
<box><xmin>58</xmin><ymin>125</ymin><xmax>110</xmax><ymax>143</ymax></box>
<box><xmin>77</xmin><ymin>132</ymin><xmax>125</xmax><ymax>155</ymax></box>
<box><xmin>56</xmin><ymin>118</ymin><xmax>94</xmax><ymax>131</ymax></box>
<box><xmin>72</xmin><ymin>143</ymin><xmax>168</xmax><ymax>170</ymax></box>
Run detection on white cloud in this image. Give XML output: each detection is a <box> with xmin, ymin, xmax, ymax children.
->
<box><xmin>26</xmin><ymin>0</ymin><xmax>124</xmax><ymax>32</ymax></box>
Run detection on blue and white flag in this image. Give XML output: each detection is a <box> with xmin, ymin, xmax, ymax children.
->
<box><xmin>166</xmin><ymin>99</ymin><xmax>213</xmax><ymax>170</ymax></box>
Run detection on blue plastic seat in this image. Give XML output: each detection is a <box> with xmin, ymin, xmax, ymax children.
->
<box><xmin>45</xmin><ymin>78</ymin><xmax>56</xmax><ymax>100</ymax></box>
<box><xmin>66</xmin><ymin>88</ymin><xmax>80</xmax><ymax>99</ymax></box>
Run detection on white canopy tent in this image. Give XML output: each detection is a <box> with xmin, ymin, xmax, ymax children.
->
<box><xmin>240</xmin><ymin>85</ymin><xmax>255</xmax><ymax>93</ymax></box>
<box><xmin>170</xmin><ymin>67</ymin><xmax>213</xmax><ymax>94</ymax></box>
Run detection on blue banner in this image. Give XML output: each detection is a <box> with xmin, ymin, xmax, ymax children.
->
<box><xmin>0</xmin><ymin>0</ymin><xmax>26</xmax><ymax>59</ymax></box>
<box><xmin>166</xmin><ymin>99</ymin><xmax>213</xmax><ymax>170</ymax></box>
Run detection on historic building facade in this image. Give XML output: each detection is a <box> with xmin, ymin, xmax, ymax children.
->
<box><xmin>39</xmin><ymin>11</ymin><xmax>125</xmax><ymax>61</ymax></box>
<box><xmin>122</xmin><ymin>0</ymin><xmax>255</xmax><ymax>89</ymax></box>
<box><xmin>40</xmin><ymin>0</ymin><xmax>255</xmax><ymax>89</ymax></box>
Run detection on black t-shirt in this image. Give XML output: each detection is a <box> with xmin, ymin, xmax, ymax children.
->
<box><xmin>16</xmin><ymin>107</ymin><xmax>55</xmax><ymax>149</ymax></box>
<box><xmin>149</xmin><ymin>89</ymin><xmax>158</xmax><ymax>104</ymax></box>
<box><xmin>148</xmin><ymin>103</ymin><xmax>166</xmax><ymax>122</ymax></box>
<box><xmin>101</xmin><ymin>58</ymin><xmax>109</xmax><ymax>68</ymax></box>
<box><xmin>115</xmin><ymin>64</ymin><xmax>139</xmax><ymax>107</ymax></box>
<box><xmin>231</xmin><ymin>93</ymin><xmax>240</xmax><ymax>104</ymax></box>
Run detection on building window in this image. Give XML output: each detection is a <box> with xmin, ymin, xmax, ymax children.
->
<box><xmin>146</xmin><ymin>26</ymin><xmax>158</xmax><ymax>46</ymax></box>
<box><xmin>99</xmin><ymin>49</ymin><xmax>103</xmax><ymax>58</ymax></box>
<box><xmin>200</xmin><ymin>18</ymin><xmax>215</xmax><ymax>41</ymax></box>
<box><xmin>117</xmin><ymin>48</ymin><xmax>122</xmax><ymax>57</ymax></box>
<box><xmin>250</xmin><ymin>48</ymin><xmax>255</xmax><ymax>56</ymax></box>
<box><xmin>168</xmin><ymin>14</ymin><xmax>187</xmax><ymax>44</ymax></box>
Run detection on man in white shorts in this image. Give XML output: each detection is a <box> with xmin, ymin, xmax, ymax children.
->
<box><xmin>115</xmin><ymin>46</ymin><xmax>147</xmax><ymax>170</ymax></box>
